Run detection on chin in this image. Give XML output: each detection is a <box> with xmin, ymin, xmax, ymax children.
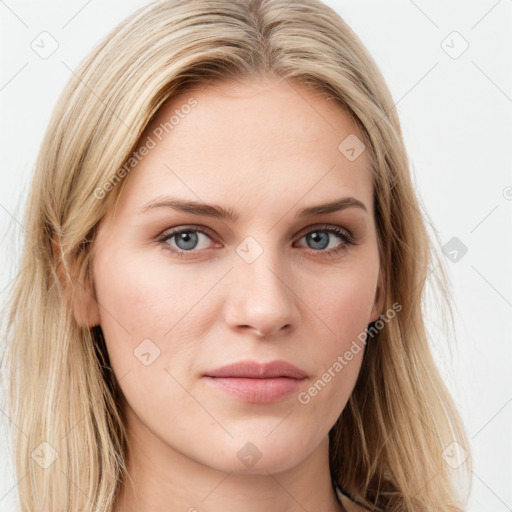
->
<box><xmin>194</xmin><ymin>433</ymin><xmax>315</xmax><ymax>475</ymax></box>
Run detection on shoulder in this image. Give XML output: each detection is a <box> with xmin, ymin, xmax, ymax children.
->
<box><xmin>335</xmin><ymin>485</ymin><xmax>370</xmax><ymax>512</ymax></box>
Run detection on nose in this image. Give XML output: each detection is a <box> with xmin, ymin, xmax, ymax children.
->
<box><xmin>224</xmin><ymin>247</ymin><xmax>300</xmax><ymax>338</ymax></box>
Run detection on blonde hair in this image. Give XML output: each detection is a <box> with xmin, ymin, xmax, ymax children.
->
<box><xmin>1</xmin><ymin>0</ymin><xmax>472</xmax><ymax>510</ymax></box>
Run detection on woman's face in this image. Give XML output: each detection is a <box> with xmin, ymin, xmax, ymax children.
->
<box><xmin>87</xmin><ymin>77</ymin><xmax>383</xmax><ymax>474</ymax></box>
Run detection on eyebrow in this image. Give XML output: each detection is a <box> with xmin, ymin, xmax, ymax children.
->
<box><xmin>139</xmin><ymin>195</ymin><xmax>368</xmax><ymax>221</ymax></box>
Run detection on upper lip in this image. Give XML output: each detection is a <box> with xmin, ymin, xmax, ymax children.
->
<box><xmin>204</xmin><ymin>360</ymin><xmax>308</xmax><ymax>379</ymax></box>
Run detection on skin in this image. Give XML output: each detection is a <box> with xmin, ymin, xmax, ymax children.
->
<box><xmin>77</xmin><ymin>76</ymin><xmax>383</xmax><ymax>512</ymax></box>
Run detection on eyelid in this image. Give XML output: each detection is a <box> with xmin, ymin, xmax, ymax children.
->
<box><xmin>158</xmin><ymin>224</ymin><xmax>217</xmax><ymax>240</ymax></box>
<box><xmin>295</xmin><ymin>223</ymin><xmax>354</xmax><ymax>240</ymax></box>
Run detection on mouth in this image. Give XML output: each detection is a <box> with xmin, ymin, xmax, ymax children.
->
<box><xmin>203</xmin><ymin>360</ymin><xmax>308</xmax><ymax>404</ymax></box>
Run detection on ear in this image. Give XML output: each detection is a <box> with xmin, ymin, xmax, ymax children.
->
<box><xmin>51</xmin><ymin>235</ymin><xmax>101</xmax><ymax>328</ymax></box>
<box><xmin>368</xmin><ymin>270</ymin><xmax>385</xmax><ymax>323</ymax></box>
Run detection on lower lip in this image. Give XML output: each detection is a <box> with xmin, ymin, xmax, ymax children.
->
<box><xmin>204</xmin><ymin>376</ymin><xmax>305</xmax><ymax>403</ymax></box>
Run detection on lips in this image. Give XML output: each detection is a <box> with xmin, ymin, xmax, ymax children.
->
<box><xmin>204</xmin><ymin>360</ymin><xmax>308</xmax><ymax>379</ymax></box>
<box><xmin>203</xmin><ymin>360</ymin><xmax>308</xmax><ymax>403</ymax></box>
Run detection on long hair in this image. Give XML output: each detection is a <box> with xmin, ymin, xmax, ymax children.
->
<box><xmin>1</xmin><ymin>0</ymin><xmax>472</xmax><ymax>510</ymax></box>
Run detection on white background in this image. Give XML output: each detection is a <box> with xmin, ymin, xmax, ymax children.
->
<box><xmin>0</xmin><ymin>1</ymin><xmax>511</xmax><ymax>511</ymax></box>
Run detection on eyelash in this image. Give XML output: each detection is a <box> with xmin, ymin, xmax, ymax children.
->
<box><xmin>157</xmin><ymin>224</ymin><xmax>357</xmax><ymax>259</ymax></box>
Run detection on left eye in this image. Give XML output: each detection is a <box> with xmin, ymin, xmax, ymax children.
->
<box><xmin>295</xmin><ymin>227</ymin><xmax>353</xmax><ymax>251</ymax></box>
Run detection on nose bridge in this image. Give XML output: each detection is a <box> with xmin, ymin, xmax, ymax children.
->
<box><xmin>226</xmin><ymin>234</ymin><xmax>299</xmax><ymax>336</ymax></box>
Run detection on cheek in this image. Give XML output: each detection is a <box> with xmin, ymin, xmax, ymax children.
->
<box><xmin>307</xmin><ymin>264</ymin><xmax>377</xmax><ymax>344</ymax></box>
<box><xmin>92</xmin><ymin>251</ymin><xmax>209</xmax><ymax>420</ymax></box>
<box><xmin>94</xmin><ymin>247</ymin><xmax>206</xmax><ymax>336</ymax></box>
<box><xmin>299</xmin><ymin>262</ymin><xmax>376</xmax><ymax>396</ymax></box>
<box><xmin>92</xmin><ymin>248</ymin><xmax>221</xmax><ymax>379</ymax></box>
<box><xmin>294</xmin><ymin>276</ymin><xmax>373</xmax><ymax>425</ymax></box>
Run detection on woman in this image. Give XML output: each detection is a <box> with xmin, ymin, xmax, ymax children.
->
<box><xmin>1</xmin><ymin>0</ymin><xmax>472</xmax><ymax>511</ymax></box>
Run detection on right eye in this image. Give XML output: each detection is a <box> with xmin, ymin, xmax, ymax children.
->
<box><xmin>158</xmin><ymin>226</ymin><xmax>221</xmax><ymax>257</ymax></box>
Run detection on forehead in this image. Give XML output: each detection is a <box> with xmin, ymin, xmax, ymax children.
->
<box><xmin>112</xmin><ymin>77</ymin><xmax>373</xmax><ymax>220</ymax></box>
